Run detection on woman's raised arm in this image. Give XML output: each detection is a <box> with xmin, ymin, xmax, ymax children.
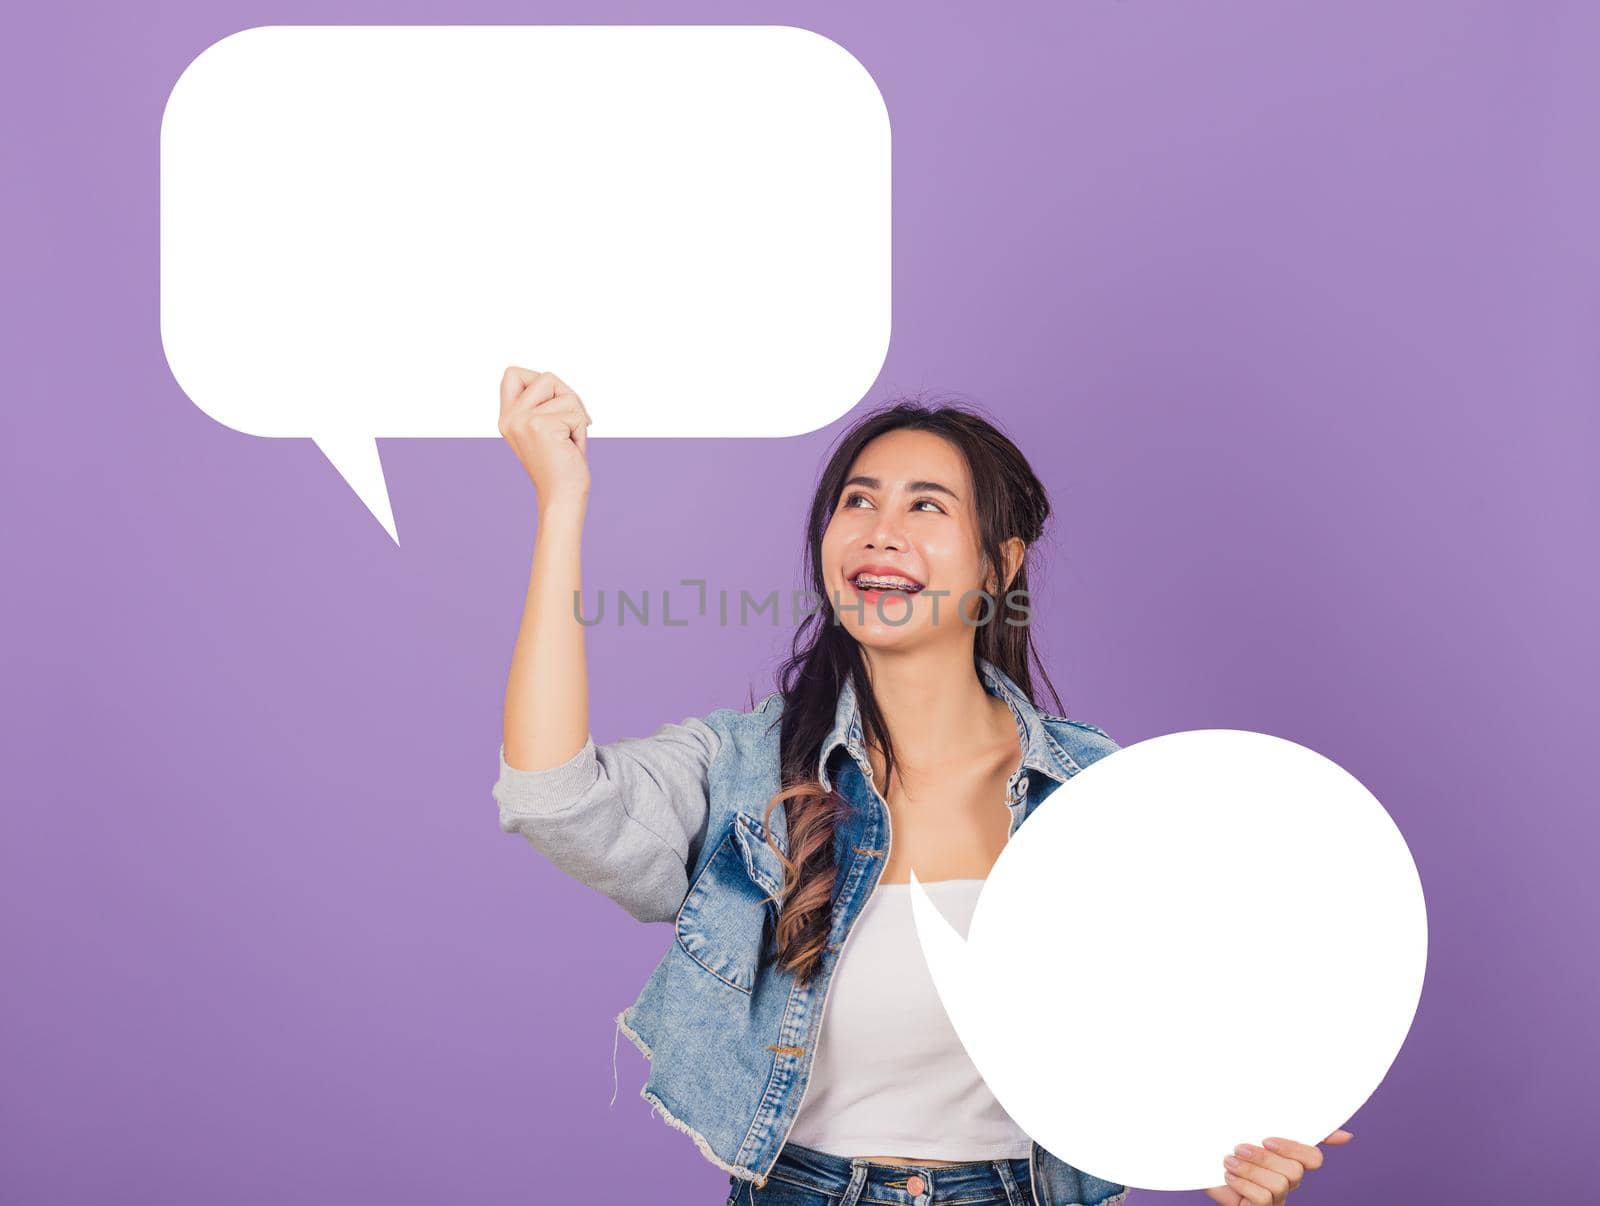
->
<box><xmin>492</xmin><ymin>367</ymin><xmax>716</xmax><ymax>923</ymax></box>
<box><xmin>498</xmin><ymin>367</ymin><xmax>592</xmax><ymax>772</ymax></box>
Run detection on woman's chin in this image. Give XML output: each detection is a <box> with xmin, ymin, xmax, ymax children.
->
<box><xmin>838</xmin><ymin>620</ymin><xmax>932</xmax><ymax>652</ymax></box>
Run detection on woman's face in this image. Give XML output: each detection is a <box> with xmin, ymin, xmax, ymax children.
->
<box><xmin>820</xmin><ymin>429</ymin><xmax>1011</xmax><ymax>653</ymax></box>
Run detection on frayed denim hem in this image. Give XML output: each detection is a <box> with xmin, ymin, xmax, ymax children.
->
<box><xmin>612</xmin><ymin>1007</ymin><xmax>767</xmax><ymax>1188</ymax></box>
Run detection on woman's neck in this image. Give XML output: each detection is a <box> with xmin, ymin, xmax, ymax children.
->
<box><xmin>859</xmin><ymin>645</ymin><xmax>1016</xmax><ymax>776</ymax></box>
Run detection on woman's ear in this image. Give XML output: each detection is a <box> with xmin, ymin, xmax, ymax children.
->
<box><xmin>998</xmin><ymin>534</ymin><xmax>1024</xmax><ymax>591</ymax></box>
<box><xmin>988</xmin><ymin>537</ymin><xmax>1027</xmax><ymax>594</ymax></box>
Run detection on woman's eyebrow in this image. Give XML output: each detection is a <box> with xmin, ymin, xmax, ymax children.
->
<box><xmin>843</xmin><ymin>474</ymin><xmax>961</xmax><ymax>501</ymax></box>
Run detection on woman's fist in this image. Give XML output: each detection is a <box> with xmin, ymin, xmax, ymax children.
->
<box><xmin>498</xmin><ymin>367</ymin><xmax>592</xmax><ymax>508</ymax></box>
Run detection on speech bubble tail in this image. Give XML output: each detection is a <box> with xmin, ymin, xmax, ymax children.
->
<box><xmin>906</xmin><ymin>868</ymin><xmax>976</xmax><ymax>993</ymax></box>
<box><xmin>312</xmin><ymin>434</ymin><xmax>399</xmax><ymax>545</ymax></box>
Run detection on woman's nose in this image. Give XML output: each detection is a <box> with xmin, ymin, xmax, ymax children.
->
<box><xmin>865</xmin><ymin>516</ymin><xmax>905</xmax><ymax>551</ymax></box>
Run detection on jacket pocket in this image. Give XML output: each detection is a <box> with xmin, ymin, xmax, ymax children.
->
<box><xmin>674</xmin><ymin>811</ymin><xmax>787</xmax><ymax>994</ymax></box>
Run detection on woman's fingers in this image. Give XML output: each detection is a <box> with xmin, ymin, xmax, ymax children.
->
<box><xmin>1220</xmin><ymin>1171</ymin><xmax>1277</xmax><ymax>1205</ymax></box>
<box><xmin>1203</xmin><ymin>1186</ymin><xmax>1244</xmax><ymax>1206</ymax></box>
<box><xmin>496</xmin><ymin>366</ymin><xmax>593</xmax><ymax>501</ymax></box>
<box><xmin>499</xmin><ymin>366</ymin><xmax>543</xmax><ymax>418</ymax></box>
<box><xmin>1212</xmin><ymin>1131</ymin><xmax>1348</xmax><ymax>1204</ymax></box>
<box><xmin>521</xmin><ymin>374</ymin><xmax>590</xmax><ymax>455</ymax></box>
<box><xmin>1228</xmin><ymin>1144</ymin><xmax>1303</xmax><ymax>1190</ymax></box>
<box><xmin>1260</xmin><ymin>1136</ymin><xmax>1325</xmax><ymax>1169</ymax></box>
<box><xmin>527</xmin><ymin>371</ymin><xmax>575</xmax><ymax>410</ymax></box>
<box><xmin>501</xmin><ymin>368</ymin><xmax>589</xmax><ymax>418</ymax></box>
<box><xmin>499</xmin><ymin>370</ymin><xmax>584</xmax><ymax>433</ymax></box>
<box><xmin>1223</xmin><ymin>1153</ymin><xmax>1290</xmax><ymax>1199</ymax></box>
<box><xmin>499</xmin><ymin>367</ymin><xmax>573</xmax><ymax>419</ymax></box>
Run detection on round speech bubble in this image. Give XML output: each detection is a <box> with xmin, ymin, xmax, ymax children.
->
<box><xmin>907</xmin><ymin>728</ymin><xmax>1426</xmax><ymax>1191</ymax></box>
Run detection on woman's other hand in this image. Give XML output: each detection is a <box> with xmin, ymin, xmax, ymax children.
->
<box><xmin>1203</xmin><ymin>1129</ymin><xmax>1353</xmax><ymax>1205</ymax></box>
<box><xmin>498</xmin><ymin>366</ymin><xmax>592</xmax><ymax>508</ymax></box>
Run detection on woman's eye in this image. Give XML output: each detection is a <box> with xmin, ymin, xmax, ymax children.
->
<box><xmin>841</xmin><ymin>491</ymin><xmax>942</xmax><ymax>513</ymax></box>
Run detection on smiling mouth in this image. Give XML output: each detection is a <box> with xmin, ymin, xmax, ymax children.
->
<box><xmin>848</xmin><ymin>572</ymin><xmax>925</xmax><ymax>594</ymax></box>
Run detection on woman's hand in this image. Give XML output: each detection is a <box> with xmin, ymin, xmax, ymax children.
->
<box><xmin>1203</xmin><ymin>1129</ymin><xmax>1353</xmax><ymax>1205</ymax></box>
<box><xmin>498</xmin><ymin>367</ymin><xmax>592</xmax><ymax>508</ymax></box>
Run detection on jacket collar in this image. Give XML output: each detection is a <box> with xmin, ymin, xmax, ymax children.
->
<box><xmin>816</xmin><ymin>654</ymin><xmax>1080</xmax><ymax>793</ymax></box>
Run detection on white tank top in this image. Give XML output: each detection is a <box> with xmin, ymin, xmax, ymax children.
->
<box><xmin>786</xmin><ymin>878</ymin><xmax>1032</xmax><ymax>1160</ymax></box>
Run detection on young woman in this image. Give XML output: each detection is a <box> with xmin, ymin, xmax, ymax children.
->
<box><xmin>492</xmin><ymin>368</ymin><xmax>1352</xmax><ymax>1206</ymax></box>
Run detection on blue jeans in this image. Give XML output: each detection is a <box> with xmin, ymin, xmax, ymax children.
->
<box><xmin>725</xmin><ymin>1142</ymin><xmax>1036</xmax><ymax>1206</ymax></box>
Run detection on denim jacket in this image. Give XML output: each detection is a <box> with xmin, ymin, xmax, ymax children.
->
<box><xmin>493</xmin><ymin>657</ymin><xmax>1129</xmax><ymax>1206</ymax></box>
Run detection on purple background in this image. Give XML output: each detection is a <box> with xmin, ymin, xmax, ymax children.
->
<box><xmin>4</xmin><ymin>2</ymin><xmax>1596</xmax><ymax>1202</ymax></box>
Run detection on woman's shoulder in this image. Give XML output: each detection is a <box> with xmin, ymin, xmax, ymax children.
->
<box><xmin>1034</xmin><ymin>709</ymin><xmax>1121</xmax><ymax>767</ymax></box>
<box><xmin>696</xmin><ymin>689</ymin><xmax>784</xmax><ymax>747</ymax></box>
<box><xmin>683</xmin><ymin>692</ymin><xmax>785</xmax><ymax>798</ymax></box>
<box><xmin>702</xmin><ymin>688</ymin><xmax>782</xmax><ymax>723</ymax></box>
<box><xmin>1037</xmin><ymin>712</ymin><xmax>1113</xmax><ymax>742</ymax></box>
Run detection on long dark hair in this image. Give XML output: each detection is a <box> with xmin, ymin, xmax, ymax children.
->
<box><xmin>758</xmin><ymin>399</ymin><xmax>1065</xmax><ymax>986</ymax></box>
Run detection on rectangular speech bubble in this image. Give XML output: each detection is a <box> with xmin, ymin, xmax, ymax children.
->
<box><xmin>160</xmin><ymin>25</ymin><xmax>891</xmax><ymax>541</ymax></box>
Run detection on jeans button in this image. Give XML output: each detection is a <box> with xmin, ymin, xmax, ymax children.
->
<box><xmin>905</xmin><ymin>1173</ymin><xmax>926</xmax><ymax>1196</ymax></box>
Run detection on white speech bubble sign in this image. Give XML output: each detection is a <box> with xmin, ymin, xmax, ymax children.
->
<box><xmin>908</xmin><ymin>728</ymin><xmax>1427</xmax><ymax>1192</ymax></box>
<box><xmin>159</xmin><ymin>25</ymin><xmax>891</xmax><ymax>542</ymax></box>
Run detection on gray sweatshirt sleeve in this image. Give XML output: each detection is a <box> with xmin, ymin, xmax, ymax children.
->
<box><xmin>493</xmin><ymin>716</ymin><xmax>720</xmax><ymax>925</ymax></box>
